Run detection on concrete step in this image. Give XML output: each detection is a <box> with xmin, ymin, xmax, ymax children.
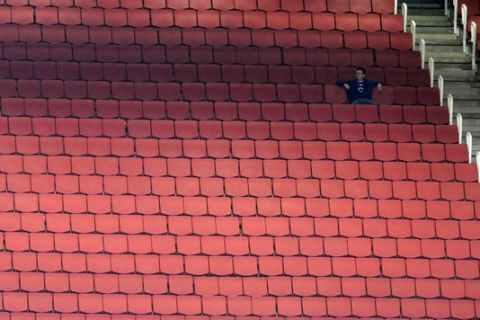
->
<box><xmin>427</xmin><ymin>51</ymin><xmax>472</xmax><ymax>63</ymax></box>
<box><xmin>443</xmin><ymin>93</ymin><xmax>480</xmax><ymax>101</ymax></box>
<box><xmin>415</xmin><ymin>26</ymin><xmax>456</xmax><ymax>33</ymax></box>
<box><xmin>407</xmin><ymin>17</ymin><xmax>452</xmax><ymax>27</ymax></box>
<box><xmin>462</xmin><ymin>117</ymin><xmax>480</xmax><ymax>124</ymax></box>
<box><xmin>452</xmin><ymin>100</ymin><xmax>480</xmax><ymax>109</ymax></box>
<box><xmin>435</xmin><ymin>69</ymin><xmax>477</xmax><ymax>81</ymax></box>
<box><xmin>408</xmin><ymin>15</ymin><xmax>451</xmax><ymax>23</ymax></box>
<box><xmin>462</xmin><ymin>125</ymin><xmax>480</xmax><ymax>133</ymax></box>
<box><xmin>423</xmin><ymin>44</ymin><xmax>465</xmax><ymax>53</ymax></box>
<box><xmin>416</xmin><ymin>33</ymin><xmax>462</xmax><ymax>45</ymax></box>
<box><xmin>399</xmin><ymin>1</ymin><xmax>444</xmax><ymax>9</ymax></box>
<box><xmin>444</xmin><ymin>83</ymin><xmax>480</xmax><ymax>91</ymax></box>
<box><xmin>436</xmin><ymin>62</ymin><xmax>474</xmax><ymax>70</ymax></box>
<box><xmin>407</xmin><ymin>8</ymin><xmax>447</xmax><ymax>15</ymax></box>
<box><xmin>454</xmin><ymin>108</ymin><xmax>480</xmax><ymax>118</ymax></box>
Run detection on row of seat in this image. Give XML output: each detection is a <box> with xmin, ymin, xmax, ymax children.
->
<box><xmin>0</xmin><ymin>306</ymin><xmax>478</xmax><ymax>320</ymax></box>
<box><xmin>1</xmin><ymin>292</ymin><xmax>477</xmax><ymax>318</ymax></box>
<box><xmin>1</xmin><ymin>155</ymin><xmax>477</xmax><ymax>182</ymax></box>
<box><xmin>1</xmin><ymin>250</ymin><xmax>479</xmax><ymax>278</ymax></box>
<box><xmin>0</xmin><ymin>153</ymin><xmax>475</xmax><ymax>180</ymax></box>
<box><xmin>0</xmin><ymin>99</ymin><xmax>448</xmax><ymax>123</ymax></box>
<box><xmin>2</xmin><ymin>212</ymin><xmax>479</xmax><ymax>237</ymax></box>
<box><xmin>0</xmin><ymin>24</ymin><xmax>413</xmax><ymax>50</ymax></box>
<box><xmin>112</xmin><ymin>122</ymin><xmax>460</xmax><ymax>143</ymax></box>
<box><xmin>0</xmin><ymin>80</ymin><xmax>440</xmax><ymax>105</ymax></box>
<box><xmin>2</xmin><ymin>0</ymin><xmax>396</xmax><ymax>13</ymax></box>
<box><xmin>2</xmin><ymin>271</ymin><xmax>480</xmax><ymax>300</ymax></box>
<box><xmin>1</xmin><ymin>192</ymin><xmax>479</xmax><ymax>219</ymax></box>
<box><xmin>0</xmin><ymin>117</ymin><xmax>458</xmax><ymax>143</ymax></box>
<box><xmin>1</xmin><ymin>99</ymin><xmax>450</xmax><ymax>124</ymax></box>
<box><xmin>0</xmin><ymin>7</ymin><xmax>402</xmax><ymax>31</ymax></box>
<box><xmin>0</xmin><ymin>61</ymin><xmax>430</xmax><ymax>86</ymax></box>
<box><xmin>0</xmin><ymin>137</ymin><xmax>469</xmax><ymax>163</ymax></box>
<box><xmin>2</xmin><ymin>173</ymin><xmax>479</xmax><ymax>201</ymax></box>
<box><xmin>1</xmin><ymin>43</ymin><xmax>421</xmax><ymax>67</ymax></box>
<box><xmin>3</xmin><ymin>229</ymin><xmax>478</xmax><ymax>257</ymax></box>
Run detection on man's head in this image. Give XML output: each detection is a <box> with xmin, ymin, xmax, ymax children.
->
<box><xmin>355</xmin><ymin>67</ymin><xmax>366</xmax><ymax>81</ymax></box>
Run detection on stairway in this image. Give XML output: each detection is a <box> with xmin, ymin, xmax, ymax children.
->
<box><xmin>404</xmin><ymin>0</ymin><xmax>480</xmax><ymax>159</ymax></box>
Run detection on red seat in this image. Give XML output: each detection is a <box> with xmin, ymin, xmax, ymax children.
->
<box><xmin>336</xmin><ymin>13</ymin><xmax>359</xmax><ymax>32</ymax></box>
<box><xmin>359</xmin><ymin>14</ymin><xmax>381</xmax><ymax>31</ymax></box>
<box><xmin>321</xmin><ymin>31</ymin><xmax>344</xmax><ymax>48</ymax></box>
<box><xmin>375</xmin><ymin>49</ymin><xmax>398</xmax><ymax>66</ymax></box>
<box><xmin>198</xmin><ymin>10</ymin><xmax>220</xmax><ymax>28</ymax></box>
<box><xmin>382</xmin><ymin>14</ymin><xmax>403</xmax><ymax>32</ymax></box>
<box><xmin>324</xmin><ymin>84</ymin><xmax>348</xmax><ymax>104</ymax></box>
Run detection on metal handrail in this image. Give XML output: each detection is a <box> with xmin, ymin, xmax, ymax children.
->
<box><xmin>428</xmin><ymin>57</ymin><xmax>435</xmax><ymax>87</ymax></box>
<box><xmin>420</xmin><ymin>39</ymin><xmax>426</xmax><ymax>68</ymax></box>
<box><xmin>462</xmin><ymin>4</ymin><xmax>468</xmax><ymax>53</ymax></box>
<box><xmin>411</xmin><ymin>20</ymin><xmax>417</xmax><ymax>50</ymax></box>
<box><xmin>476</xmin><ymin>151</ymin><xmax>480</xmax><ymax>182</ymax></box>
<box><xmin>466</xmin><ymin>132</ymin><xmax>473</xmax><ymax>163</ymax></box>
<box><xmin>453</xmin><ymin>0</ymin><xmax>459</xmax><ymax>34</ymax></box>
<box><xmin>438</xmin><ymin>75</ymin><xmax>444</xmax><ymax>106</ymax></box>
<box><xmin>447</xmin><ymin>94</ymin><xmax>454</xmax><ymax>125</ymax></box>
<box><xmin>472</xmin><ymin>22</ymin><xmax>478</xmax><ymax>71</ymax></box>
<box><xmin>456</xmin><ymin>113</ymin><xmax>463</xmax><ymax>144</ymax></box>
<box><xmin>402</xmin><ymin>3</ymin><xmax>408</xmax><ymax>32</ymax></box>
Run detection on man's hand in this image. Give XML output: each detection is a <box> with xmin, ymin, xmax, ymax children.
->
<box><xmin>343</xmin><ymin>83</ymin><xmax>350</xmax><ymax>90</ymax></box>
<box><xmin>377</xmin><ymin>83</ymin><xmax>383</xmax><ymax>91</ymax></box>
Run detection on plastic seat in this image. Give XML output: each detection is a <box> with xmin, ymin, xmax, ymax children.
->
<box><xmin>336</xmin><ymin>13</ymin><xmax>359</xmax><ymax>31</ymax></box>
<box><xmin>382</xmin><ymin>14</ymin><xmax>403</xmax><ymax>32</ymax></box>
<box><xmin>341</xmin><ymin>123</ymin><xmax>364</xmax><ymax>141</ymax></box>
<box><xmin>358</xmin><ymin>13</ymin><xmax>381</xmax><ymax>31</ymax></box>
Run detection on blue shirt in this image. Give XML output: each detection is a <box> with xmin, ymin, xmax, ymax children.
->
<box><xmin>336</xmin><ymin>79</ymin><xmax>380</xmax><ymax>103</ymax></box>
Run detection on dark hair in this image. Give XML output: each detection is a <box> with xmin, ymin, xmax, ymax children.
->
<box><xmin>356</xmin><ymin>67</ymin><xmax>366</xmax><ymax>75</ymax></box>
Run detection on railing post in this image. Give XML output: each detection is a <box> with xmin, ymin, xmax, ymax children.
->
<box><xmin>456</xmin><ymin>113</ymin><xmax>463</xmax><ymax>144</ymax></box>
<box><xmin>445</xmin><ymin>0</ymin><xmax>449</xmax><ymax>17</ymax></box>
<box><xmin>420</xmin><ymin>39</ymin><xmax>426</xmax><ymax>68</ymax></box>
<box><xmin>428</xmin><ymin>57</ymin><xmax>435</xmax><ymax>87</ymax></box>
<box><xmin>462</xmin><ymin>4</ymin><xmax>468</xmax><ymax>53</ymax></box>
<box><xmin>447</xmin><ymin>94</ymin><xmax>454</xmax><ymax>125</ymax></box>
<box><xmin>476</xmin><ymin>151</ymin><xmax>480</xmax><ymax>182</ymax></box>
<box><xmin>453</xmin><ymin>0</ymin><xmax>459</xmax><ymax>35</ymax></box>
<box><xmin>472</xmin><ymin>22</ymin><xmax>478</xmax><ymax>71</ymax></box>
<box><xmin>394</xmin><ymin>0</ymin><xmax>398</xmax><ymax>15</ymax></box>
<box><xmin>438</xmin><ymin>75</ymin><xmax>444</xmax><ymax>106</ymax></box>
<box><xmin>466</xmin><ymin>132</ymin><xmax>473</xmax><ymax>163</ymax></box>
<box><xmin>411</xmin><ymin>20</ymin><xmax>417</xmax><ymax>50</ymax></box>
<box><xmin>402</xmin><ymin>3</ymin><xmax>408</xmax><ymax>32</ymax></box>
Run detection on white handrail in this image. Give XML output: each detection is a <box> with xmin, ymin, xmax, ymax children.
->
<box><xmin>428</xmin><ymin>57</ymin><xmax>435</xmax><ymax>87</ymax></box>
<box><xmin>411</xmin><ymin>20</ymin><xmax>417</xmax><ymax>50</ymax></box>
<box><xmin>420</xmin><ymin>39</ymin><xmax>426</xmax><ymax>68</ymax></box>
<box><xmin>456</xmin><ymin>113</ymin><xmax>463</xmax><ymax>143</ymax></box>
<box><xmin>445</xmin><ymin>0</ymin><xmax>449</xmax><ymax>17</ymax></box>
<box><xmin>394</xmin><ymin>0</ymin><xmax>398</xmax><ymax>15</ymax></box>
<box><xmin>466</xmin><ymin>132</ymin><xmax>473</xmax><ymax>163</ymax></box>
<box><xmin>453</xmin><ymin>0</ymin><xmax>459</xmax><ymax>35</ymax></box>
<box><xmin>472</xmin><ymin>22</ymin><xmax>478</xmax><ymax>71</ymax></box>
<box><xmin>438</xmin><ymin>75</ymin><xmax>444</xmax><ymax>106</ymax></box>
<box><xmin>447</xmin><ymin>94</ymin><xmax>454</xmax><ymax>125</ymax></box>
<box><xmin>402</xmin><ymin>3</ymin><xmax>408</xmax><ymax>33</ymax></box>
<box><xmin>476</xmin><ymin>151</ymin><xmax>480</xmax><ymax>182</ymax></box>
<box><xmin>462</xmin><ymin>4</ymin><xmax>468</xmax><ymax>53</ymax></box>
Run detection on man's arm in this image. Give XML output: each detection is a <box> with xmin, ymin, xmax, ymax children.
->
<box><xmin>367</xmin><ymin>80</ymin><xmax>382</xmax><ymax>91</ymax></box>
<box><xmin>336</xmin><ymin>80</ymin><xmax>351</xmax><ymax>90</ymax></box>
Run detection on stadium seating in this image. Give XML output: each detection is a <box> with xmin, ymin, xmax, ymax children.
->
<box><xmin>0</xmin><ymin>0</ymin><xmax>478</xmax><ymax>319</ymax></box>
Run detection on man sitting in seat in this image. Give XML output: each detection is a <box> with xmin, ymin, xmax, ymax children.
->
<box><xmin>337</xmin><ymin>67</ymin><xmax>382</xmax><ymax>104</ymax></box>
